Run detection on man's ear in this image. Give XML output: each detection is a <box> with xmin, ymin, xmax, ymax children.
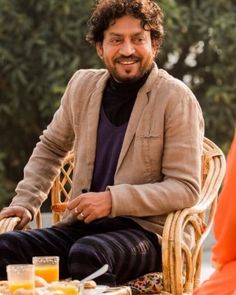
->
<box><xmin>96</xmin><ymin>42</ymin><xmax>103</xmax><ymax>60</ymax></box>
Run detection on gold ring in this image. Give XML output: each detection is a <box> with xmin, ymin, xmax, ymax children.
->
<box><xmin>80</xmin><ymin>212</ymin><xmax>85</xmax><ymax>218</ymax></box>
<box><xmin>74</xmin><ymin>207</ymin><xmax>79</xmax><ymax>214</ymax></box>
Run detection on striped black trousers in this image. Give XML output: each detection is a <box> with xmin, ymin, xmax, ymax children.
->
<box><xmin>0</xmin><ymin>217</ymin><xmax>162</xmax><ymax>285</ymax></box>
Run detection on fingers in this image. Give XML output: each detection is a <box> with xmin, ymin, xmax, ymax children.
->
<box><xmin>74</xmin><ymin>207</ymin><xmax>79</xmax><ymax>215</ymax></box>
<box><xmin>67</xmin><ymin>199</ymin><xmax>78</xmax><ymax>210</ymax></box>
<box><xmin>67</xmin><ymin>195</ymin><xmax>82</xmax><ymax>210</ymax></box>
<box><xmin>73</xmin><ymin>207</ymin><xmax>85</xmax><ymax>221</ymax></box>
<box><xmin>73</xmin><ymin>206</ymin><xmax>94</xmax><ymax>223</ymax></box>
<box><xmin>68</xmin><ymin>192</ymin><xmax>111</xmax><ymax>224</ymax></box>
<box><xmin>0</xmin><ymin>207</ymin><xmax>14</xmax><ymax>220</ymax></box>
<box><xmin>15</xmin><ymin>214</ymin><xmax>31</xmax><ymax>230</ymax></box>
<box><xmin>84</xmin><ymin>213</ymin><xmax>96</xmax><ymax>224</ymax></box>
<box><xmin>73</xmin><ymin>206</ymin><xmax>82</xmax><ymax>217</ymax></box>
<box><xmin>68</xmin><ymin>195</ymin><xmax>86</xmax><ymax>218</ymax></box>
<box><xmin>79</xmin><ymin>212</ymin><xmax>85</xmax><ymax>219</ymax></box>
<box><xmin>0</xmin><ymin>206</ymin><xmax>32</xmax><ymax>230</ymax></box>
<box><xmin>77</xmin><ymin>212</ymin><xmax>85</xmax><ymax>220</ymax></box>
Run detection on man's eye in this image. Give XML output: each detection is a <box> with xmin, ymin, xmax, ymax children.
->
<box><xmin>134</xmin><ymin>37</ymin><xmax>145</xmax><ymax>43</ymax></box>
<box><xmin>110</xmin><ymin>39</ymin><xmax>121</xmax><ymax>44</ymax></box>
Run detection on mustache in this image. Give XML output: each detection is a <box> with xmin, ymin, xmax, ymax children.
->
<box><xmin>115</xmin><ymin>55</ymin><xmax>141</xmax><ymax>63</ymax></box>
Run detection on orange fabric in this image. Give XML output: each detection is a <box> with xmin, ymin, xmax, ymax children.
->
<box><xmin>212</xmin><ymin>130</ymin><xmax>236</xmax><ymax>266</ymax></box>
<box><xmin>193</xmin><ymin>261</ymin><xmax>236</xmax><ymax>295</ymax></box>
<box><xmin>193</xmin><ymin>130</ymin><xmax>236</xmax><ymax>294</ymax></box>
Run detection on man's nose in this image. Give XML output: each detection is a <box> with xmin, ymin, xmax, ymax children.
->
<box><xmin>119</xmin><ymin>41</ymin><xmax>135</xmax><ymax>56</ymax></box>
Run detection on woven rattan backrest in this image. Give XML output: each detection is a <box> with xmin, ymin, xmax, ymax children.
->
<box><xmin>200</xmin><ymin>137</ymin><xmax>225</xmax><ymax>205</ymax></box>
<box><xmin>50</xmin><ymin>152</ymin><xmax>74</xmax><ymax>224</ymax></box>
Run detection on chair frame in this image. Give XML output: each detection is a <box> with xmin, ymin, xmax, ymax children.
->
<box><xmin>0</xmin><ymin>137</ymin><xmax>226</xmax><ymax>295</ymax></box>
<box><xmin>162</xmin><ymin>137</ymin><xmax>226</xmax><ymax>294</ymax></box>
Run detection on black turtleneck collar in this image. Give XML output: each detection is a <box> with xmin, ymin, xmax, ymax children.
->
<box><xmin>102</xmin><ymin>70</ymin><xmax>150</xmax><ymax>126</ymax></box>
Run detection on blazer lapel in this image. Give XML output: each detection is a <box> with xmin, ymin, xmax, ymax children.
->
<box><xmin>116</xmin><ymin>90</ymin><xmax>149</xmax><ymax>173</ymax></box>
<box><xmin>116</xmin><ymin>64</ymin><xmax>159</xmax><ymax>173</ymax></box>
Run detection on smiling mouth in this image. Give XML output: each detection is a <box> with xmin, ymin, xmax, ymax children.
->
<box><xmin>115</xmin><ymin>57</ymin><xmax>140</xmax><ymax>65</ymax></box>
<box><xmin>119</xmin><ymin>60</ymin><xmax>137</xmax><ymax>65</ymax></box>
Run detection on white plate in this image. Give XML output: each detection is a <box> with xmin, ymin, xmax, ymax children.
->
<box><xmin>82</xmin><ymin>285</ymin><xmax>108</xmax><ymax>295</ymax></box>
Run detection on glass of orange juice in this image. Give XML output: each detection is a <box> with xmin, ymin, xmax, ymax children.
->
<box><xmin>33</xmin><ymin>256</ymin><xmax>59</xmax><ymax>283</ymax></box>
<box><xmin>7</xmin><ymin>264</ymin><xmax>35</xmax><ymax>294</ymax></box>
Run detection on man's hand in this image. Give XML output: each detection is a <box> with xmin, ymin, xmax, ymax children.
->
<box><xmin>67</xmin><ymin>191</ymin><xmax>112</xmax><ymax>224</ymax></box>
<box><xmin>0</xmin><ymin>206</ymin><xmax>32</xmax><ymax>230</ymax></box>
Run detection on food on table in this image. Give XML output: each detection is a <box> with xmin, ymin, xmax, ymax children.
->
<box><xmin>0</xmin><ymin>278</ymin><xmax>97</xmax><ymax>295</ymax></box>
<box><xmin>35</xmin><ymin>276</ymin><xmax>47</xmax><ymax>288</ymax></box>
<box><xmin>12</xmin><ymin>289</ymin><xmax>35</xmax><ymax>295</ymax></box>
<box><xmin>83</xmin><ymin>280</ymin><xmax>97</xmax><ymax>289</ymax></box>
<box><xmin>49</xmin><ymin>282</ymin><xmax>79</xmax><ymax>295</ymax></box>
<box><xmin>0</xmin><ymin>280</ymin><xmax>8</xmax><ymax>294</ymax></box>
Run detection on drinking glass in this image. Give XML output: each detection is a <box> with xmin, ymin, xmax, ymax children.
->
<box><xmin>7</xmin><ymin>264</ymin><xmax>35</xmax><ymax>294</ymax></box>
<box><xmin>33</xmin><ymin>256</ymin><xmax>59</xmax><ymax>283</ymax></box>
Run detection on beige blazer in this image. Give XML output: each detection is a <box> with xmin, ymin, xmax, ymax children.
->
<box><xmin>11</xmin><ymin>63</ymin><xmax>204</xmax><ymax>237</ymax></box>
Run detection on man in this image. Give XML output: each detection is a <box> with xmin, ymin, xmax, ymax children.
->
<box><xmin>0</xmin><ymin>0</ymin><xmax>204</xmax><ymax>285</ymax></box>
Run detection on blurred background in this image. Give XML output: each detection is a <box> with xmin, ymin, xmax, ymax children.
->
<box><xmin>0</xmin><ymin>0</ymin><xmax>236</xmax><ymax>208</ymax></box>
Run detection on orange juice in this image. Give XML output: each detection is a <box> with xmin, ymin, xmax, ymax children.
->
<box><xmin>35</xmin><ymin>265</ymin><xmax>59</xmax><ymax>283</ymax></box>
<box><xmin>7</xmin><ymin>264</ymin><xmax>35</xmax><ymax>295</ymax></box>
<box><xmin>8</xmin><ymin>281</ymin><xmax>34</xmax><ymax>294</ymax></box>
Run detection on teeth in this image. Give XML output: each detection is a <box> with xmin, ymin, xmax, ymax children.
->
<box><xmin>120</xmin><ymin>61</ymin><xmax>136</xmax><ymax>64</ymax></box>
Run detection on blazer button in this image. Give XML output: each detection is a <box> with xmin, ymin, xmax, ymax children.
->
<box><xmin>82</xmin><ymin>189</ymin><xmax>88</xmax><ymax>193</ymax></box>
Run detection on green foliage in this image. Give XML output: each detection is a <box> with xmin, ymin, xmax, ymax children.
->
<box><xmin>0</xmin><ymin>0</ymin><xmax>235</xmax><ymax>206</ymax></box>
<box><xmin>0</xmin><ymin>0</ymin><xmax>97</xmax><ymax>206</ymax></box>
<box><xmin>157</xmin><ymin>0</ymin><xmax>236</xmax><ymax>148</ymax></box>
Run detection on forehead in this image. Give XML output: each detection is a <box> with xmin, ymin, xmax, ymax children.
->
<box><xmin>104</xmin><ymin>14</ymin><xmax>149</xmax><ymax>36</ymax></box>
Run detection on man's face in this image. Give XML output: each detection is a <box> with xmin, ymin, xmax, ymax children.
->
<box><xmin>96</xmin><ymin>15</ymin><xmax>156</xmax><ymax>83</ymax></box>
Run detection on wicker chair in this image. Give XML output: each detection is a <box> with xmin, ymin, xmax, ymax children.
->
<box><xmin>161</xmin><ymin>137</ymin><xmax>226</xmax><ymax>294</ymax></box>
<box><xmin>0</xmin><ymin>137</ymin><xmax>226</xmax><ymax>294</ymax></box>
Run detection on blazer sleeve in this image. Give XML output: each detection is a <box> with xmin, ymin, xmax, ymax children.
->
<box><xmin>9</xmin><ymin>72</ymin><xmax>79</xmax><ymax>217</ymax></box>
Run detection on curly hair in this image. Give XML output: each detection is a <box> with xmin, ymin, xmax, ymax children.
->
<box><xmin>86</xmin><ymin>0</ymin><xmax>164</xmax><ymax>54</ymax></box>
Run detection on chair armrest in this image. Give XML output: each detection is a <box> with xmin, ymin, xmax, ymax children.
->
<box><xmin>0</xmin><ymin>217</ymin><xmax>21</xmax><ymax>234</ymax></box>
<box><xmin>162</xmin><ymin>137</ymin><xmax>226</xmax><ymax>295</ymax></box>
<box><xmin>162</xmin><ymin>199</ymin><xmax>217</xmax><ymax>295</ymax></box>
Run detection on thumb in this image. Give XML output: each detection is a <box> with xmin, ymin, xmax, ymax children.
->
<box><xmin>14</xmin><ymin>218</ymin><xmax>30</xmax><ymax>230</ymax></box>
